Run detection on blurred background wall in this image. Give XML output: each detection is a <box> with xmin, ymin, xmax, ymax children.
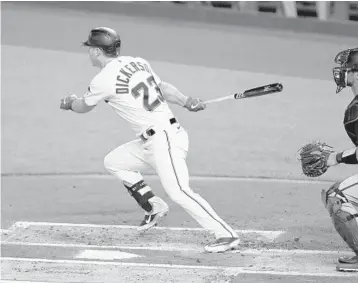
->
<box><xmin>171</xmin><ymin>1</ymin><xmax>358</xmax><ymax>22</ymax></box>
<box><xmin>19</xmin><ymin>1</ymin><xmax>357</xmax><ymax>37</ymax></box>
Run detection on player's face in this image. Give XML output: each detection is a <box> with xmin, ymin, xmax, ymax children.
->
<box><xmin>88</xmin><ymin>47</ymin><xmax>101</xmax><ymax>67</ymax></box>
<box><xmin>346</xmin><ymin>71</ymin><xmax>354</xmax><ymax>87</ymax></box>
<box><xmin>349</xmin><ymin>71</ymin><xmax>358</xmax><ymax>95</ymax></box>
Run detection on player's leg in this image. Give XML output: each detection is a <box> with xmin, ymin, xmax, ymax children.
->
<box><xmin>321</xmin><ymin>174</ymin><xmax>358</xmax><ymax>271</ymax></box>
<box><xmin>104</xmin><ymin>139</ymin><xmax>168</xmax><ymax>231</ymax></box>
<box><xmin>145</xmin><ymin>128</ymin><xmax>238</xmax><ymax>252</ymax></box>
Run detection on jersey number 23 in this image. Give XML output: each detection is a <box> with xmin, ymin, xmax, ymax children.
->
<box><xmin>131</xmin><ymin>76</ymin><xmax>164</xmax><ymax>111</ymax></box>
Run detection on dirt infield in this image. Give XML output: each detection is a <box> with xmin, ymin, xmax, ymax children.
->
<box><xmin>1</xmin><ymin>176</ymin><xmax>356</xmax><ymax>282</ymax></box>
<box><xmin>1</xmin><ymin>2</ymin><xmax>358</xmax><ymax>282</ymax></box>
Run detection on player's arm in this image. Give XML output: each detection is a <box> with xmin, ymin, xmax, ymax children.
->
<box><xmin>158</xmin><ymin>81</ymin><xmax>206</xmax><ymax>112</ymax></box>
<box><xmin>60</xmin><ymin>78</ymin><xmax>109</xmax><ymax>114</ymax></box>
<box><xmin>327</xmin><ymin>122</ymin><xmax>358</xmax><ymax>166</ymax></box>
<box><xmin>60</xmin><ymin>95</ymin><xmax>96</xmax><ymax>113</ymax></box>
<box><xmin>71</xmin><ymin>98</ymin><xmax>96</xmax><ymax>113</ymax></box>
<box><xmin>327</xmin><ymin>146</ymin><xmax>358</xmax><ymax>166</ymax></box>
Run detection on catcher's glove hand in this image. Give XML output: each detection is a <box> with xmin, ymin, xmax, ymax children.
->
<box><xmin>298</xmin><ymin>141</ymin><xmax>334</xmax><ymax>177</ymax></box>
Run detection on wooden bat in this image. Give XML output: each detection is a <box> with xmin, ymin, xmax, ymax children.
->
<box><xmin>204</xmin><ymin>83</ymin><xmax>283</xmax><ymax>104</ymax></box>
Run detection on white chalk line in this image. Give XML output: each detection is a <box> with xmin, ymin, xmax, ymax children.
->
<box><xmin>0</xmin><ymin>281</ymin><xmax>55</xmax><ymax>283</ymax></box>
<box><xmin>1</xmin><ymin>241</ymin><xmax>353</xmax><ymax>256</ymax></box>
<box><xmin>1</xmin><ymin>241</ymin><xmax>202</xmax><ymax>252</ymax></box>
<box><xmin>0</xmin><ymin>256</ymin><xmax>231</xmax><ymax>270</ymax></box>
<box><xmin>75</xmin><ymin>249</ymin><xmax>144</xmax><ymax>260</ymax></box>
<box><xmin>8</xmin><ymin>221</ymin><xmax>285</xmax><ymax>238</ymax></box>
<box><xmin>1</xmin><ymin>257</ymin><xmax>357</xmax><ymax>278</ymax></box>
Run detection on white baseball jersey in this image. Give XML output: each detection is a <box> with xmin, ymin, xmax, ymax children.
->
<box><xmin>84</xmin><ymin>56</ymin><xmax>175</xmax><ymax>135</ymax></box>
<box><xmin>95</xmin><ymin>57</ymin><xmax>238</xmax><ymax>240</ymax></box>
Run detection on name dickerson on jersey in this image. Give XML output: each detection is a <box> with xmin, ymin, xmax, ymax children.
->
<box><xmin>116</xmin><ymin>61</ymin><xmax>152</xmax><ymax>94</ymax></box>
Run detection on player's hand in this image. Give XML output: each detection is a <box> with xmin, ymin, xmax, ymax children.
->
<box><xmin>60</xmin><ymin>94</ymin><xmax>78</xmax><ymax>110</ymax></box>
<box><xmin>184</xmin><ymin>97</ymin><xmax>206</xmax><ymax>112</ymax></box>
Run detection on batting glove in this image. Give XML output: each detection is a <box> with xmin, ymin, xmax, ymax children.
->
<box><xmin>184</xmin><ymin>97</ymin><xmax>206</xmax><ymax>112</ymax></box>
<box><xmin>60</xmin><ymin>94</ymin><xmax>78</xmax><ymax>110</ymax></box>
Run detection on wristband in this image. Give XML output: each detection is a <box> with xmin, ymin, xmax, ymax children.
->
<box><xmin>336</xmin><ymin>148</ymin><xmax>358</xmax><ymax>164</ymax></box>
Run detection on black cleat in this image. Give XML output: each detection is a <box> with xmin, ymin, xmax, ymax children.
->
<box><xmin>137</xmin><ymin>209</ymin><xmax>168</xmax><ymax>232</ymax></box>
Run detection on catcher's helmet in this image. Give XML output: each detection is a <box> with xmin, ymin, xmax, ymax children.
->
<box><xmin>333</xmin><ymin>47</ymin><xmax>358</xmax><ymax>93</ymax></box>
<box><xmin>82</xmin><ymin>27</ymin><xmax>121</xmax><ymax>57</ymax></box>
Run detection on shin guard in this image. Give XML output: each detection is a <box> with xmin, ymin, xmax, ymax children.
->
<box><xmin>124</xmin><ymin>180</ymin><xmax>155</xmax><ymax>213</ymax></box>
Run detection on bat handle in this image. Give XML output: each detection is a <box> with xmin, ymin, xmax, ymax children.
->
<box><xmin>204</xmin><ymin>95</ymin><xmax>234</xmax><ymax>104</ymax></box>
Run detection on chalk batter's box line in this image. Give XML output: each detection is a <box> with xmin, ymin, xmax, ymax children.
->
<box><xmin>1</xmin><ymin>257</ymin><xmax>357</xmax><ymax>278</ymax></box>
<box><xmin>5</xmin><ymin>221</ymin><xmax>285</xmax><ymax>237</ymax></box>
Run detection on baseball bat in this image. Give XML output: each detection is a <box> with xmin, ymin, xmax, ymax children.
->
<box><xmin>204</xmin><ymin>83</ymin><xmax>283</xmax><ymax>105</ymax></box>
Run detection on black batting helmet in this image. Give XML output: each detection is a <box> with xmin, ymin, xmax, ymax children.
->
<box><xmin>82</xmin><ymin>27</ymin><xmax>121</xmax><ymax>57</ymax></box>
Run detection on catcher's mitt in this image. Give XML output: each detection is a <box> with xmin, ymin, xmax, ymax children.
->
<box><xmin>298</xmin><ymin>141</ymin><xmax>334</xmax><ymax>177</ymax></box>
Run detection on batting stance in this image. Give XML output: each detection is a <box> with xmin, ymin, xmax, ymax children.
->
<box><xmin>60</xmin><ymin>27</ymin><xmax>239</xmax><ymax>253</ymax></box>
<box><xmin>300</xmin><ymin>48</ymin><xmax>358</xmax><ymax>271</ymax></box>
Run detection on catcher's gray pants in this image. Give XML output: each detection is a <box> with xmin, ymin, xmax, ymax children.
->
<box><xmin>322</xmin><ymin>174</ymin><xmax>358</xmax><ymax>254</ymax></box>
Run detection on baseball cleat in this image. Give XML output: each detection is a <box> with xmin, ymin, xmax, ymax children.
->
<box><xmin>338</xmin><ymin>254</ymin><xmax>358</xmax><ymax>264</ymax></box>
<box><xmin>204</xmin><ymin>237</ymin><xmax>240</xmax><ymax>253</ymax></box>
<box><xmin>336</xmin><ymin>262</ymin><xmax>358</xmax><ymax>272</ymax></box>
<box><xmin>137</xmin><ymin>208</ymin><xmax>169</xmax><ymax>232</ymax></box>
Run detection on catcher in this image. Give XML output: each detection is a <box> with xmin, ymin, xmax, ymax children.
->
<box><xmin>299</xmin><ymin>47</ymin><xmax>358</xmax><ymax>272</ymax></box>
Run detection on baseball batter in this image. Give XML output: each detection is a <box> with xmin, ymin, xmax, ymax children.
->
<box><xmin>60</xmin><ymin>27</ymin><xmax>239</xmax><ymax>253</ymax></box>
<box><xmin>321</xmin><ymin>48</ymin><xmax>358</xmax><ymax>271</ymax></box>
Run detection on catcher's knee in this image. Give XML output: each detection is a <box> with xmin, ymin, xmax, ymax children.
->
<box><xmin>321</xmin><ymin>181</ymin><xmax>343</xmax><ymax>211</ymax></box>
<box><xmin>124</xmin><ymin>180</ymin><xmax>155</xmax><ymax>213</ymax></box>
<box><xmin>327</xmin><ymin>195</ymin><xmax>358</xmax><ymax>254</ymax></box>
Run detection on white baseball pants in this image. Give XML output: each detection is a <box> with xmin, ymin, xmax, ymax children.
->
<box><xmin>104</xmin><ymin>124</ymin><xmax>237</xmax><ymax>239</ymax></box>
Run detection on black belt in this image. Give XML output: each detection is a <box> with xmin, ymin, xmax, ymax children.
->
<box><xmin>140</xmin><ymin>118</ymin><xmax>178</xmax><ymax>141</ymax></box>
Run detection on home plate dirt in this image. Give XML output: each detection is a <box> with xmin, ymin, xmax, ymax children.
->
<box><xmin>1</xmin><ymin>221</ymin><xmax>357</xmax><ymax>282</ymax></box>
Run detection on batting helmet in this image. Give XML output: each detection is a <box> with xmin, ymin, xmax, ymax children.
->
<box><xmin>82</xmin><ymin>27</ymin><xmax>121</xmax><ymax>57</ymax></box>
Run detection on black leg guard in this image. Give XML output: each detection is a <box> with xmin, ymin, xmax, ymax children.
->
<box><xmin>124</xmin><ymin>180</ymin><xmax>155</xmax><ymax>213</ymax></box>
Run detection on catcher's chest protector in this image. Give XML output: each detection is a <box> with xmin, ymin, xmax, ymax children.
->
<box><xmin>344</xmin><ymin>96</ymin><xmax>358</xmax><ymax>146</ymax></box>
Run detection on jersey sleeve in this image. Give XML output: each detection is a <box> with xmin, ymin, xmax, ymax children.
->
<box><xmin>83</xmin><ymin>75</ymin><xmax>111</xmax><ymax>106</ymax></box>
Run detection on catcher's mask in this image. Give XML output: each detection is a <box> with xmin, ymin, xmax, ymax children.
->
<box><xmin>333</xmin><ymin>48</ymin><xmax>358</xmax><ymax>93</ymax></box>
